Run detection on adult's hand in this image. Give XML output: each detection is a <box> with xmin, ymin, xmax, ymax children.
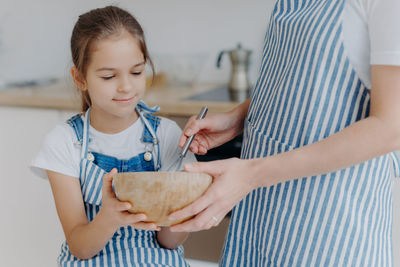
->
<box><xmin>180</xmin><ymin>99</ymin><xmax>250</xmax><ymax>155</ymax></box>
<box><xmin>168</xmin><ymin>158</ymin><xmax>259</xmax><ymax>232</ymax></box>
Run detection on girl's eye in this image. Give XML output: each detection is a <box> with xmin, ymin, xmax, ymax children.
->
<box><xmin>132</xmin><ymin>72</ymin><xmax>142</xmax><ymax>76</ymax></box>
<box><xmin>102</xmin><ymin>76</ymin><xmax>114</xmax><ymax>80</ymax></box>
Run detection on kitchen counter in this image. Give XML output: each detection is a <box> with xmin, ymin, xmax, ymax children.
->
<box><xmin>0</xmin><ymin>79</ymin><xmax>240</xmax><ymax>117</ymax></box>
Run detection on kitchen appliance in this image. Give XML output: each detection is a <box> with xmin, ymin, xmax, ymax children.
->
<box><xmin>217</xmin><ymin>43</ymin><xmax>252</xmax><ymax>102</ymax></box>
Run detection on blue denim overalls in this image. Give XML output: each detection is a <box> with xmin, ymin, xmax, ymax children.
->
<box><xmin>58</xmin><ymin>101</ymin><xmax>188</xmax><ymax>266</ymax></box>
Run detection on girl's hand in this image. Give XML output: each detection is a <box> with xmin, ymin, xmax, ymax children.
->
<box><xmin>100</xmin><ymin>168</ymin><xmax>160</xmax><ymax>231</ymax></box>
<box><xmin>179</xmin><ymin>110</ymin><xmax>244</xmax><ymax>155</ymax></box>
<box><xmin>168</xmin><ymin>158</ymin><xmax>258</xmax><ymax>232</ymax></box>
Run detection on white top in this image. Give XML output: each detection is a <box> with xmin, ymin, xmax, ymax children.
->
<box><xmin>31</xmin><ymin>115</ymin><xmax>196</xmax><ymax>179</ymax></box>
<box><xmin>343</xmin><ymin>0</ymin><xmax>400</xmax><ymax>88</ymax></box>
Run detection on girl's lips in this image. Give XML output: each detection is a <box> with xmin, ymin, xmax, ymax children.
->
<box><xmin>113</xmin><ymin>96</ymin><xmax>135</xmax><ymax>103</ymax></box>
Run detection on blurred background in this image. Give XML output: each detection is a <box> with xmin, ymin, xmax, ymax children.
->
<box><xmin>0</xmin><ymin>0</ymin><xmax>273</xmax><ymax>89</ymax></box>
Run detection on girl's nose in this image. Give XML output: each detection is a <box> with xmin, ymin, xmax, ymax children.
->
<box><xmin>117</xmin><ymin>75</ymin><xmax>133</xmax><ymax>93</ymax></box>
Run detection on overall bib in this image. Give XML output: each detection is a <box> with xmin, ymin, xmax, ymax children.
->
<box><xmin>221</xmin><ymin>1</ymin><xmax>400</xmax><ymax>266</ymax></box>
<box><xmin>58</xmin><ymin>101</ymin><xmax>188</xmax><ymax>267</ymax></box>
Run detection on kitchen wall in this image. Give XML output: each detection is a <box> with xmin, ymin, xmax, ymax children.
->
<box><xmin>0</xmin><ymin>0</ymin><xmax>274</xmax><ymax>87</ymax></box>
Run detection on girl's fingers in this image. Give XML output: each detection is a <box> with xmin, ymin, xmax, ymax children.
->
<box><xmin>116</xmin><ymin>201</ymin><xmax>132</xmax><ymax>211</ymax></box>
<box><xmin>107</xmin><ymin>168</ymin><xmax>118</xmax><ymax>177</ymax></box>
<box><xmin>131</xmin><ymin>222</ymin><xmax>160</xmax><ymax>231</ymax></box>
<box><xmin>125</xmin><ymin>213</ymin><xmax>147</xmax><ymax>223</ymax></box>
<box><xmin>102</xmin><ymin>168</ymin><xmax>118</xmax><ymax>197</ymax></box>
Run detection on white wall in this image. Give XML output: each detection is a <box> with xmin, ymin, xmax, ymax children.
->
<box><xmin>0</xmin><ymin>0</ymin><xmax>274</xmax><ymax>87</ymax></box>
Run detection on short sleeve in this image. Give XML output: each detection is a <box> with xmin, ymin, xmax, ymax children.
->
<box><xmin>30</xmin><ymin>123</ymin><xmax>81</xmax><ymax>179</ymax></box>
<box><xmin>367</xmin><ymin>0</ymin><xmax>400</xmax><ymax>65</ymax></box>
<box><xmin>157</xmin><ymin>118</ymin><xmax>197</xmax><ymax>171</ymax></box>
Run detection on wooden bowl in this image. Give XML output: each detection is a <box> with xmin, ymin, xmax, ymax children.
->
<box><xmin>113</xmin><ymin>172</ymin><xmax>212</xmax><ymax>226</ymax></box>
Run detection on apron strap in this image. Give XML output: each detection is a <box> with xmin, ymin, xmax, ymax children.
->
<box><xmin>81</xmin><ymin>108</ymin><xmax>91</xmax><ymax>160</ymax></box>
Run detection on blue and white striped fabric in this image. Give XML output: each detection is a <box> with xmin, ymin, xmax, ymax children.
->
<box><xmin>221</xmin><ymin>0</ymin><xmax>399</xmax><ymax>266</ymax></box>
<box><xmin>58</xmin><ymin>104</ymin><xmax>188</xmax><ymax>267</ymax></box>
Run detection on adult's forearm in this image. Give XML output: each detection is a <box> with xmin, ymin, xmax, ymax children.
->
<box><xmin>252</xmin><ymin>116</ymin><xmax>400</xmax><ymax>187</ymax></box>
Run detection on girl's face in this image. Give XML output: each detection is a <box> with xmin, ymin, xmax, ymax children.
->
<box><xmin>84</xmin><ymin>30</ymin><xmax>146</xmax><ymax>121</ymax></box>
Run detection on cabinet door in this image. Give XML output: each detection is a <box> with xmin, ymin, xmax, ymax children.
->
<box><xmin>0</xmin><ymin>107</ymin><xmax>64</xmax><ymax>267</ymax></box>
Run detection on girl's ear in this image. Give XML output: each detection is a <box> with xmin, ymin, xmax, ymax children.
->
<box><xmin>71</xmin><ymin>67</ymin><xmax>87</xmax><ymax>91</ymax></box>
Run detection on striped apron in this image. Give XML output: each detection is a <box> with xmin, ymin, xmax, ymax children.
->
<box><xmin>221</xmin><ymin>0</ymin><xmax>400</xmax><ymax>266</ymax></box>
<box><xmin>58</xmin><ymin>101</ymin><xmax>188</xmax><ymax>266</ymax></box>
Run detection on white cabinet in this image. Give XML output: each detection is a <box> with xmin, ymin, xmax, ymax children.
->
<box><xmin>0</xmin><ymin>106</ymin><xmax>71</xmax><ymax>266</ymax></box>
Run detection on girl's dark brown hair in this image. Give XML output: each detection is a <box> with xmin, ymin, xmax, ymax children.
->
<box><xmin>70</xmin><ymin>5</ymin><xmax>154</xmax><ymax>111</ymax></box>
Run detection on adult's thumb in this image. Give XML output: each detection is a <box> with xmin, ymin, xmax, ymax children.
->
<box><xmin>184</xmin><ymin>160</ymin><xmax>221</xmax><ymax>175</ymax></box>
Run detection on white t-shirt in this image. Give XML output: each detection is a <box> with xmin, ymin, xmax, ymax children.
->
<box><xmin>31</xmin><ymin>114</ymin><xmax>197</xmax><ymax>179</ymax></box>
<box><xmin>343</xmin><ymin>0</ymin><xmax>400</xmax><ymax>88</ymax></box>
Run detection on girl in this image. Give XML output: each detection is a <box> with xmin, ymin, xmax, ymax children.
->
<box><xmin>31</xmin><ymin>6</ymin><xmax>194</xmax><ymax>266</ymax></box>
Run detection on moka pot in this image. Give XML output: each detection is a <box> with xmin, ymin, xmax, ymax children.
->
<box><xmin>217</xmin><ymin>43</ymin><xmax>252</xmax><ymax>102</ymax></box>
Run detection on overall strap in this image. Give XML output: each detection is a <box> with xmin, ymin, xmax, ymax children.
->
<box><xmin>80</xmin><ymin>108</ymin><xmax>91</xmax><ymax>160</ymax></box>
<box><xmin>66</xmin><ymin>113</ymin><xmax>84</xmax><ymax>145</ymax></box>
<box><xmin>137</xmin><ymin>100</ymin><xmax>160</xmax><ymax>113</ymax></box>
<box><xmin>135</xmin><ymin>101</ymin><xmax>162</xmax><ymax>170</ymax></box>
<box><xmin>136</xmin><ymin>100</ymin><xmax>161</xmax><ymax>143</ymax></box>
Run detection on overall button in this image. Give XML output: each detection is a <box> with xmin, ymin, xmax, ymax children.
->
<box><xmin>144</xmin><ymin>152</ymin><xmax>152</xmax><ymax>161</ymax></box>
<box><xmin>87</xmin><ymin>152</ymin><xmax>95</xmax><ymax>161</ymax></box>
